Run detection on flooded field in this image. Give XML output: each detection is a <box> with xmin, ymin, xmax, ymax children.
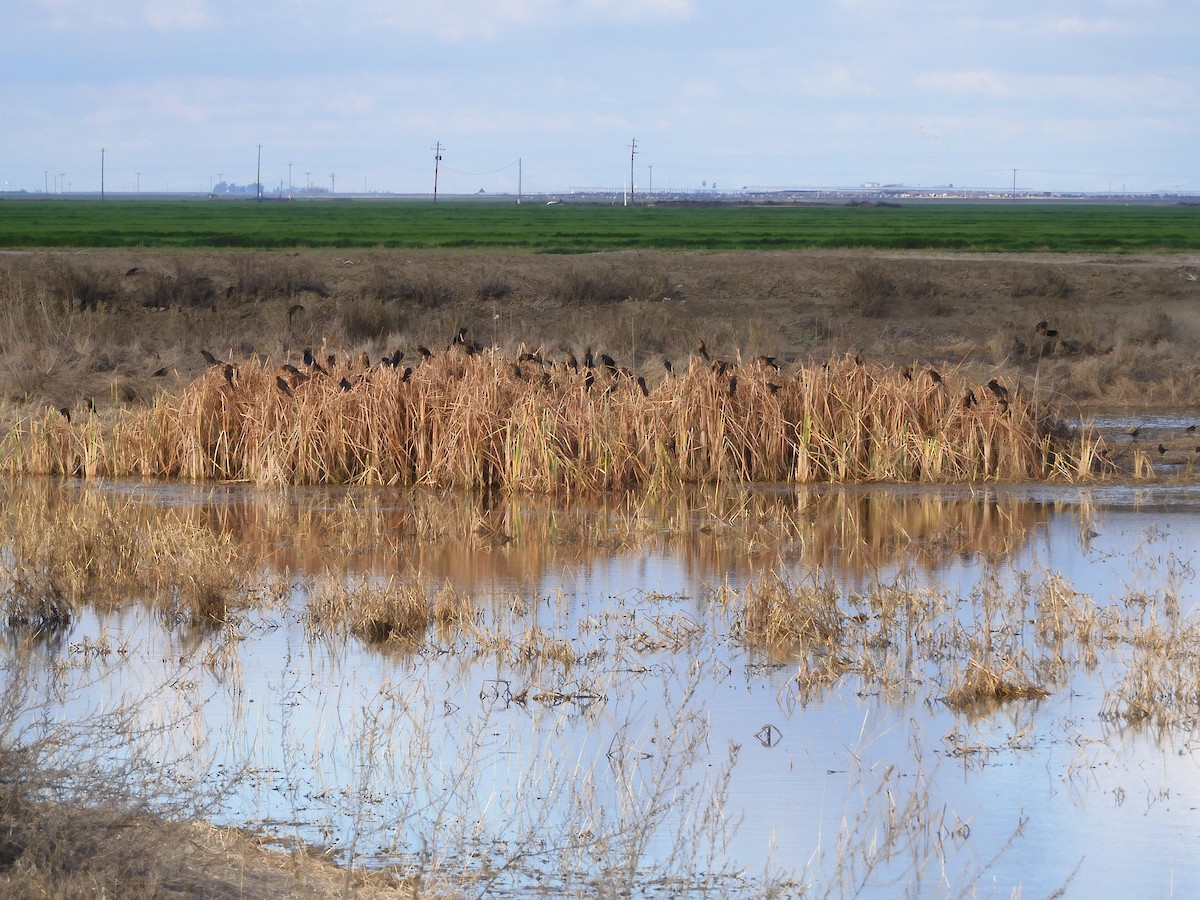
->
<box><xmin>4</xmin><ymin>478</ymin><xmax>1200</xmax><ymax>896</ymax></box>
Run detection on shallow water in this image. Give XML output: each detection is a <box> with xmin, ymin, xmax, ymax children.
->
<box><xmin>5</xmin><ymin>479</ymin><xmax>1200</xmax><ymax>896</ymax></box>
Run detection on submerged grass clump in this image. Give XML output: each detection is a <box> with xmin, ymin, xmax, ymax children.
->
<box><xmin>0</xmin><ymin>351</ymin><xmax>1106</xmax><ymax>491</ymax></box>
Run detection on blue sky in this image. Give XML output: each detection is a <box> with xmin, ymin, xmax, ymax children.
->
<box><xmin>2</xmin><ymin>0</ymin><xmax>1196</xmax><ymax>195</ymax></box>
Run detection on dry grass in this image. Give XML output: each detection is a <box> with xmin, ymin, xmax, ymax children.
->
<box><xmin>0</xmin><ymin>349</ymin><xmax>1106</xmax><ymax>491</ymax></box>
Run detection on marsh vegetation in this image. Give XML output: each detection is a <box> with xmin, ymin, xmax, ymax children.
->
<box><xmin>2</xmin><ymin>238</ymin><xmax>1200</xmax><ymax>896</ymax></box>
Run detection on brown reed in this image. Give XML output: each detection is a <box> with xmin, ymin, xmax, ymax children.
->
<box><xmin>0</xmin><ymin>352</ymin><xmax>1106</xmax><ymax>492</ymax></box>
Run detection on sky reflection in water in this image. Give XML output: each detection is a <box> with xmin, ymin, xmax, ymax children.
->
<box><xmin>6</xmin><ymin>479</ymin><xmax>1200</xmax><ymax>897</ymax></box>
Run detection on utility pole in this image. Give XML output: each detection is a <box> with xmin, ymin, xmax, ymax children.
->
<box><xmin>432</xmin><ymin>141</ymin><xmax>444</xmax><ymax>203</ymax></box>
<box><xmin>330</xmin><ymin>173</ymin><xmax>336</xmax><ymax>195</ymax></box>
<box><xmin>648</xmin><ymin>165</ymin><xmax>653</xmax><ymax>198</ymax></box>
<box><xmin>629</xmin><ymin>138</ymin><xmax>637</xmax><ymax>200</ymax></box>
<box><xmin>518</xmin><ymin>158</ymin><xmax>522</xmax><ymax>204</ymax></box>
<box><xmin>256</xmin><ymin>144</ymin><xmax>263</xmax><ymax>200</ymax></box>
<box><xmin>288</xmin><ymin>162</ymin><xmax>293</xmax><ymax>200</ymax></box>
<box><xmin>305</xmin><ymin>172</ymin><xmax>311</xmax><ymax>200</ymax></box>
<box><xmin>136</xmin><ymin>172</ymin><xmax>141</xmax><ymax>198</ymax></box>
<box><xmin>1012</xmin><ymin>168</ymin><xmax>1017</xmax><ymax>201</ymax></box>
<box><xmin>100</xmin><ymin>147</ymin><xmax>105</xmax><ymax>199</ymax></box>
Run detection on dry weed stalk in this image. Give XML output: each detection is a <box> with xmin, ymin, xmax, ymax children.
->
<box><xmin>1</xmin><ymin>352</ymin><xmax>1105</xmax><ymax>491</ymax></box>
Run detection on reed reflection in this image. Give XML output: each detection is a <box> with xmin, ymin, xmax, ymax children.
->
<box><xmin>2</xmin><ymin>479</ymin><xmax>1050</xmax><ymax>605</ymax></box>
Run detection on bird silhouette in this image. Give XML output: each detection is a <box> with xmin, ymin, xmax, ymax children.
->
<box><xmin>275</xmin><ymin>376</ymin><xmax>293</xmax><ymax>397</ymax></box>
<box><xmin>223</xmin><ymin>364</ymin><xmax>237</xmax><ymax>389</ymax></box>
<box><xmin>985</xmin><ymin>378</ymin><xmax>1009</xmax><ymax>402</ymax></box>
<box><xmin>199</xmin><ymin>349</ymin><xmax>221</xmax><ymax>367</ymax></box>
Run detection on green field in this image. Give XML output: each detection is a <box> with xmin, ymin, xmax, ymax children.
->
<box><xmin>0</xmin><ymin>197</ymin><xmax>1196</xmax><ymax>252</ymax></box>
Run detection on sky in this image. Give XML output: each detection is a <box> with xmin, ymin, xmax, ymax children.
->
<box><xmin>2</xmin><ymin>0</ymin><xmax>1197</xmax><ymax>196</ymax></box>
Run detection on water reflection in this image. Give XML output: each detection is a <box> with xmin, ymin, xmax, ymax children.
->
<box><xmin>4</xmin><ymin>477</ymin><xmax>1200</xmax><ymax>896</ymax></box>
<box><xmin>4</xmin><ymin>478</ymin><xmax>1052</xmax><ymax>589</ymax></box>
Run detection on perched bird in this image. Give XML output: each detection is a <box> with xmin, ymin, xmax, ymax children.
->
<box><xmin>695</xmin><ymin>340</ymin><xmax>711</xmax><ymax>363</ymax></box>
<box><xmin>600</xmin><ymin>353</ymin><xmax>618</xmax><ymax>376</ymax></box>
<box><xmin>927</xmin><ymin>368</ymin><xmax>943</xmax><ymax>385</ymax></box>
<box><xmin>1158</xmin><ymin>443</ymin><xmax>1168</xmax><ymax>455</ymax></box>
<box><xmin>283</xmin><ymin>363</ymin><xmax>303</xmax><ymax>378</ymax></box>
<box><xmin>663</xmin><ymin>359</ymin><xmax>674</xmax><ymax>376</ymax></box>
<box><xmin>1127</xmin><ymin>425</ymin><xmax>1141</xmax><ymax>440</ymax></box>
<box><xmin>727</xmin><ymin>376</ymin><xmax>738</xmax><ymax>397</ymax></box>
<box><xmin>985</xmin><ymin>378</ymin><xmax>1009</xmax><ymax>402</ymax></box>
<box><xmin>223</xmin><ymin>364</ymin><xmax>237</xmax><ymax>389</ymax></box>
<box><xmin>151</xmin><ymin>366</ymin><xmax>168</xmax><ymax>378</ymax></box>
<box><xmin>360</xmin><ymin>351</ymin><xmax>371</xmax><ymax>370</ymax></box>
<box><xmin>583</xmin><ymin>347</ymin><xmax>594</xmax><ymax>370</ymax></box>
<box><xmin>962</xmin><ymin>389</ymin><xmax>977</xmax><ymax>409</ymax></box>
<box><xmin>275</xmin><ymin>376</ymin><xmax>293</xmax><ymax>397</ymax></box>
<box><xmin>303</xmin><ymin>348</ymin><xmax>316</xmax><ymax>367</ymax></box>
<box><xmin>57</xmin><ymin>406</ymin><xmax>71</xmax><ymax>423</ymax></box>
<box><xmin>416</xmin><ymin>345</ymin><xmax>432</xmax><ymax>360</ymax></box>
<box><xmin>1187</xmin><ymin>424</ymin><xmax>1197</xmax><ymax>434</ymax></box>
<box><xmin>899</xmin><ymin>365</ymin><xmax>913</xmax><ymax>381</ymax></box>
<box><xmin>854</xmin><ymin>349</ymin><xmax>865</xmax><ymax>366</ymax></box>
<box><xmin>755</xmin><ymin>355</ymin><xmax>779</xmax><ymax>370</ymax></box>
<box><xmin>637</xmin><ymin>376</ymin><xmax>649</xmax><ymax>397</ymax></box>
<box><xmin>565</xmin><ymin>352</ymin><xmax>579</xmax><ymax>372</ymax></box>
<box><xmin>124</xmin><ymin>266</ymin><xmax>140</xmax><ymax>277</ymax></box>
<box><xmin>401</xmin><ymin>367</ymin><xmax>413</xmax><ymax>382</ymax></box>
<box><xmin>339</xmin><ymin>377</ymin><xmax>354</xmax><ymax>392</ymax></box>
<box><xmin>199</xmin><ymin>349</ymin><xmax>221</xmax><ymax>367</ymax></box>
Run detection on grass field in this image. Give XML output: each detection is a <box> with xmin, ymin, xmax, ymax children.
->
<box><xmin>0</xmin><ymin>197</ymin><xmax>1197</xmax><ymax>251</ymax></box>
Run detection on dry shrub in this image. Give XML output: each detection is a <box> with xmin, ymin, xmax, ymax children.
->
<box><xmin>360</xmin><ymin>261</ymin><xmax>457</xmax><ymax>307</ymax></box>
<box><xmin>1121</xmin><ymin>309</ymin><xmax>1174</xmax><ymax>346</ymax></box>
<box><xmin>846</xmin><ymin>264</ymin><xmax>894</xmax><ymax>318</ymax></box>
<box><xmin>339</xmin><ymin>297</ymin><xmax>401</xmax><ymax>343</ymax></box>
<box><xmin>44</xmin><ymin>259</ymin><xmax>119</xmax><ymax>311</ymax></box>
<box><xmin>231</xmin><ymin>254</ymin><xmax>326</xmax><ymax>301</ymax></box>
<box><xmin>1011</xmin><ymin>268</ymin><xmax>1072</xmax><ymax>299</ymax></box>
<box><xmin>554</xmin><ymin>264</ymin><xmax>668</xmax><ymax>304</ymax></box>
<box><xmin>477</xmin><ymin>278</ymin><xmax>513</xmax><ymax>301</ymax></box>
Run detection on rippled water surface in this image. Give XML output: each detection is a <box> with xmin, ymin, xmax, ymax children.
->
<box><xmin>5</xmin><ymin>478</ymin><xmax>1200</xmax><ymax>896</ymax></box>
